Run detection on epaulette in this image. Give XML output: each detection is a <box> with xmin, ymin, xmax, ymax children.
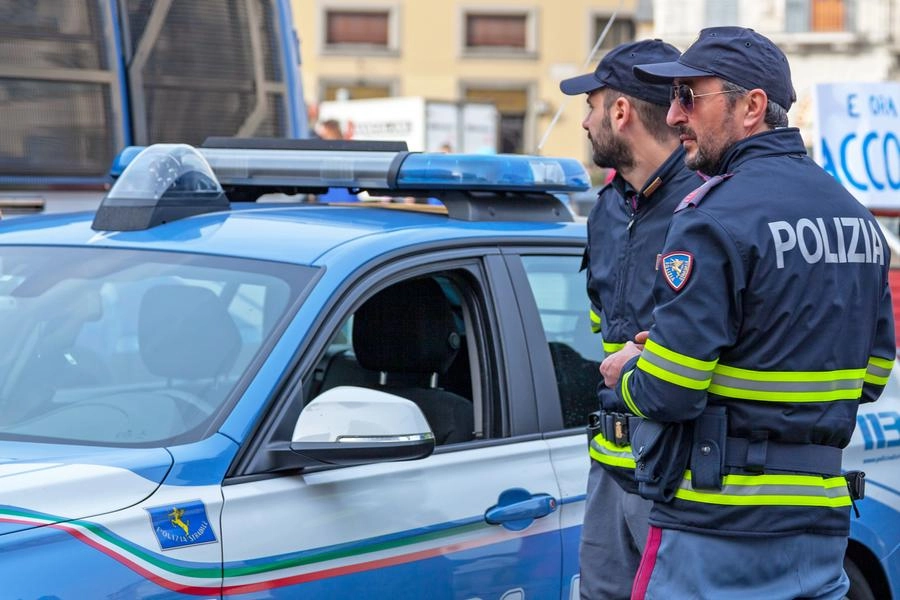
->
<box><xmin>674</xmin><ymin>173</ymin><xmax>733</xmax><ymax>213</ymax></box>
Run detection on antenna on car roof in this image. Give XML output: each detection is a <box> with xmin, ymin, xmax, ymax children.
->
<box><xmin>535</xmin><ymin>2</ymin><xmax>623</xmax><ymax>153</ymax></box>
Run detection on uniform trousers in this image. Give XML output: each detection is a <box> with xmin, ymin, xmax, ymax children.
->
<box><xmin>631</xmin><ymin>525</ymin><xmax>850</xmax><ymax>600</ymax></box>
<box><xmin>579</xmin><ymin>459</ymin><xmax>651</xmax><ymax>600</ymax></box>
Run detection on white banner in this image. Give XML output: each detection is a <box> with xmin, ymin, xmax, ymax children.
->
<box><xmin>813</xmin><ymin>82</ymin><xmax>900</xmax><ymax>210</ymax></box>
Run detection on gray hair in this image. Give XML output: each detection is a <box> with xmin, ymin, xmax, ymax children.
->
<box><xmin>721</xmin><ymin>81</ymin><xmax>789</xmax><ymax>128</ymax></box>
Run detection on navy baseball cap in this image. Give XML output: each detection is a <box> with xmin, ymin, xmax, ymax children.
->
<box><xmin>559</xmin><ymin>39</ymin><xmax>681</xmax><ymax>107</ymax></box>
<box><xmin>633</xmin><ymin>27</ymin><xmax>796</xmax><ymax>109</ymax></box>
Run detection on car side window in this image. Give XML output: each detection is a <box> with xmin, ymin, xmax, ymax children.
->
<box><xmin>310</xmin><ymin>270</ymin><xmax>486</xmax><ymax>445</ymax></box>
<box><xmin>520</xmin><ymin>255</ymin><xmax>602</xmax><ymax>429</ymax></box>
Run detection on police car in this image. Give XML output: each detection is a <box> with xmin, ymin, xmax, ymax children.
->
<box><xmin>0</xmin><ymin>139</ymin><xmax>896</xmax><ymax>599</ymax></box>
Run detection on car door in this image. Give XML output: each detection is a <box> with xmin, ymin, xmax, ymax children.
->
<box><xmin>219</xmin><ymin>253</ymin><xmax>564</xmax><ymax>599</ymax></box>
<box><xmin>503</xmin><ymin>248</ymin><xmax>599</xmax><ymax>599</ymax></box>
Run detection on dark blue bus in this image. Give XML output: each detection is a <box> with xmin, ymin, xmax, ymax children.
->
<box><xmin>0</xmin><ymin>0</ymin><xmax>309</xmax><ymax>189</ymax></box>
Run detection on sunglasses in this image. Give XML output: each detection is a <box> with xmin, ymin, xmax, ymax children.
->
<box><xmin>671</xmin><ymin>83</ymin><xmax>741</xmax><ymax>112</ymax></box>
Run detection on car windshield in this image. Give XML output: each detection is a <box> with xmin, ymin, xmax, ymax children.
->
<box><xmin>0</xmin><ymin>246</ymin><xmax>314</xmax><ymax>446</ymax></box>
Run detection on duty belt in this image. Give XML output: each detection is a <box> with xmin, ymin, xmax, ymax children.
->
<box><xmin>588</xmin><ymin>410</ymin><xmax>642</xmax><ymax>447</ymax></box>
<box><xmin>723</xmin><ymin>437</ymin><xmax>843</xmax><ymax>477</ymax></box>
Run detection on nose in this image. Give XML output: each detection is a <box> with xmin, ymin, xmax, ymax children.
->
<box><xmin>666</xmin><ymin>100</ymin><xmax>686</xmax><ymax>128</ymax></box>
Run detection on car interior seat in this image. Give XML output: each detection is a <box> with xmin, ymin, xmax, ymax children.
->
<box><xmin>549</xmin><ymin>312</ymin><xmax>602</xmax><ymax>429</ymax></box>
<box><xmin>139</xmin><ymin>284</ymin><xmax>241</xmax><ymax>397</ymax></box>
<box><xmin>346</xmin><ymin>277</ymin><xmax>475</xmax><ymax>445</ymax></box>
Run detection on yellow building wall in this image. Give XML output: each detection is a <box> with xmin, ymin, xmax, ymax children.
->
<box><xmin>293</xmin><ymin>0</ymin><xmax>637</xmax><ymax>168</ymax></box>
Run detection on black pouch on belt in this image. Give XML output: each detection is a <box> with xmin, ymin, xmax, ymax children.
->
<box><xmin>631</xmin><ymin>418</ymin><xmax>693</xmax><ymax>502</ymax></box>
<box><xmin>690</xmin><ymin>405</ymin><xmax>727</xmax><ymax>490</ymax></box>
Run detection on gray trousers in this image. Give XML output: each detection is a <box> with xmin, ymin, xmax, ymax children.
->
<box><xmin>632</xmin><ymin>525</ymin><xmax>850</xmax><ymax>600</ymax></box>
<box><xmin>579</xmin><ymin>459</ymin><xmax>652</xmax><ymax>600</ymax></box>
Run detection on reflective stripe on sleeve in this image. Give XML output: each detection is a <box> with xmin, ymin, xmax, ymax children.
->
<box><xmin>674</xmin><ymin>471</ymin><xmax>851</xmax><ymax>507</ymax></box>
<box><xmin>636</xmin><ymin>339</ymin><xmax>718</xmax><ymax>390</ymax></box>
<box><xmin>864</xmin><ymin>355</ymin><xmax>894</xmax><ymax>385</ymax></box>
<box><xmin>709</xmin><ymin>364</ymin><xmax>866</xmax><ymax>402</ymax></box>
<box><xmin>589</xmin><ymin>308</ymin><xmax>601</xmax><ymax>334</ymax></box>
<box><xmin>620</xmin><ymin>369</ymin><xmax>646</xmax><ymax>418</ymax></box>
<box><xmin>589</xmin><ymin>433</ymin><xmax>636</xmax><ymax>469</ymax></box>
<box><xmin>603</xmin><ymin>340</ymin><xmax>627</xmax><ymax>355</ymax></box>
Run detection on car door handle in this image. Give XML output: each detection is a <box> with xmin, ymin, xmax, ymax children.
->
<box><xmin>485</xmin><ymin>487</ymin><xmax>558</xmax><ymax>531</ymax></box>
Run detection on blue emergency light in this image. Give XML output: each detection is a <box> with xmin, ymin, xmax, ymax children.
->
<box><xmin>95</xmin><ymin>140</ymin><xmax>590</xmax><ymax>230</ymax></box>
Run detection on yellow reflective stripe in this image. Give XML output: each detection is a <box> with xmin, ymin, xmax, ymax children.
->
<box><xmin>707</xmin><ymin>385</ymin><xmax>862</xmax><ymax>402</ymax></box>
<box><xmin>637</xmin><ymin>356</ymin><xmax>711</xmax><ymax>390</ymax></box>
<box><xmin>675</xmin><ymin>471</ymin><xmax>851</xmax><ymax>507</ymax></box>
<box><xmin>865</xmin><ymin>356</ymin><xmax>893</xmax><ymax>385</ymax></box>
<box><xmin>644</xmin><ymin>339</ymin><xmax>718</xmax><ymax>371</ymax></box>
<box><xmin>589</xmin><ymin>309</ymin><xmax>601</xmax><ymax>333</ymax></box>
<box><xmin>714</xmin><ymin>364</ymin><xmax>866</xmax><ymax>382</ymax></box>
<box><xmin>637</xmin><ymin>340</ymin><xmax>717</xmax><ymax>390</ymax></box>
<box><xmin>603</xmin><ymin>340</ymin><xmax>626</xmax><ymax>354</ymax></box>
<box><xmin>620</xmin><ymin>369</ymin><xmax>646</xmax><ymax>418</ymax></box>
<box><xmin>868</xmin><ymin>355</ymin><xmax>894</xmax><ymax>370</ymax></box>
<box><xmin>709</xmin><ymin>364</ymin><xmax>866</xmax><ymax>402</ymax></box>
<box><xmin>589</xmin><ymin>433</ymin><xmax>636</xmax><ymax>469</ymax></box>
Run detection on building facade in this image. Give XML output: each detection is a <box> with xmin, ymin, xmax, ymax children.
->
<box><xmin>293</xmin><ymin>0</ymin><xmax>641</xmax><ymax>164</ymax></box>
<box><xmin>293</xmin><ymin>0</ymin><xmax>899</xmax><ymax>170</ymax></box>
<box><xmin>650</xmin><ymin>0</ymin><xmax>900</xmax><ymax>146</ymax></box>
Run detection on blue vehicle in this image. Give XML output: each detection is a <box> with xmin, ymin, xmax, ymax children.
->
<box><xmin>0</xmin><ymin>0</ymin><xmax>308</xmax><ymax>190</ymax></box>
<box><xmin>0</xmin><ymin>140</ymin><xmax>895</xmax><ymax>599</ymax></box>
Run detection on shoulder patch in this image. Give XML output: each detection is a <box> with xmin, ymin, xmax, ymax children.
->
<box><xmin>675</xmin><ymin>173</ymin><xmax>733</xmax><ymax>212</ymax></box>
<box><xmin>661</xmin><ymin>252</ymin><xmax>694</xmax><ymax>291</ymax></box>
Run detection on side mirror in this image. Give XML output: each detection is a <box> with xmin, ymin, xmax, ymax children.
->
<box><xmin>290</xmin><ymin>386</ymin><xmax>435</xmax><ymax>467</ymax></box>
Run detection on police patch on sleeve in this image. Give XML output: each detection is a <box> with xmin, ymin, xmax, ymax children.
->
<box><xmin>661</xmin><ymin>251</ymin><xmax>693</xmax><ymax>291</ymax></box>
<box><xmin>147</xmin><ymin>500</ymin><xmax>217</xmax><ymax>550</ymax></box>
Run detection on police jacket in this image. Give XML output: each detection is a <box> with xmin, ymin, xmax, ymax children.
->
<box><xmin>614</xmin><ymin>128</ymin><xmax>896</xmax><ymax>536</ymax></box>
<box><xmin>585</xmin><ymin>147</ymin><xmax>701</xmax><ymax>474</ymax></box>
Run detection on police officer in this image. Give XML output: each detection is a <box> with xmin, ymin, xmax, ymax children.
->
<box><xmin>559</xmin><ymin>40</ymin><xmax>701</xmax><ymax>599</ymax></box>
<box><xmin>600</xmin><ymin>27</ymin><xmax>896</xmax><ymax>599</ymax></box>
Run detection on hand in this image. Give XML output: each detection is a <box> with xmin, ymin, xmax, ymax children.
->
<box><xmin>599</xmin><ymin>341</ymin><xmax>644</xmax><ymax>387</ymax></box>
<box><xmin>634</xmin><ymin>330</ymin><xmax>649</xmax><ymax>346</ymax></box>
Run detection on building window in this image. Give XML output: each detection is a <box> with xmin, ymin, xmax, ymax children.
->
<box><xmin>322</xmin><ymin>7</ymin><xmax>397</xmax><ymax>53</ymax></box>
<box><xmin>462</xmin><ymin>9</ymin><xmax>536</xmax><ymax>56</ymax></box>
<box><xmin>786</xmin><ymin>0</ymin><xmax>852</xmax><ymax>32</ymax></box>
<box><xmin>705</xmin><ymin>0</ymin><xmax>738</xmax><ymax>26</ymax></box>
<box><xmin>321</xmin><ymin>82</ymin><xmax>393</xmax><ymax>102</ymax></box>
<box><xmin>464</xmin><ymin>87</ymin><xmax>527</xmax><ymax>153</ymax></box>
<box><xmin>592</xmin><ymin>14</ymin><xmax>636</xmax><ymax>51</ymax></box>
<box><xmin>812</xmin><ymin>0</ymin><xmax>846</xmax><ymax>31</ymax></box>
<box><xmin>466</xmin><ymin>14</ymin><xmax>526</xmax><ymax>48</ymax></box>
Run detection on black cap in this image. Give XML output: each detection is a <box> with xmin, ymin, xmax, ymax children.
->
<box><xmin>633</xmin><ymin>26</ymin><xmax>796</xmax><ymax>109</ymax></box>
<box><xmin>559</xmin><ymin>39</ymin><xmax>681</xmax><ymax>107</ymax></box>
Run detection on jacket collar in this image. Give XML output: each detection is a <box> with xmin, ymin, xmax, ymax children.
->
<box><xmin>610</xmin><ymin>145</ymin><xmax>688</xmax><ymax>209</ymax></box>
<box><xmin>709</xmin><ymin>127</ymin><xmax>807</xmax><ymax>176</ymax></box>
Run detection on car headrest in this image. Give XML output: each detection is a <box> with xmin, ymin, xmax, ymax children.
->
<box><xmin>139</xmin><ymin>285</ymin><xmax>241</xmax><ymax>380</ymax></box>
<box><xmin>353</xmin><ymin>278</ymin><xmax>460</xmax><ymax>374</ymax></box>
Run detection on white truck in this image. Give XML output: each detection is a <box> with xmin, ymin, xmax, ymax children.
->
<box><xmin>317</xmin><ymin>97</ymin><xmax>499</xmax><ymax>153</ymax></box>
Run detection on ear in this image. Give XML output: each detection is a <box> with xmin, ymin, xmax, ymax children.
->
<box><xmin>742</xmin><ymin>89</ymin><xmax>768</xmax><ymax>129</ymax></box>
<box><xmin>610</xmin><ymin>96</ymin><xmax>632</xmax><ymax>132</ymax></box>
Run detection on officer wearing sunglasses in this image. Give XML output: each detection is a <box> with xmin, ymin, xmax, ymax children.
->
<box><xmin>559</xmin><ymin>39</ymin><xmax>701</xmax><ymax>600</ymax></box>
<box><xmin>599</xmin><ymin>26</ymin><xmax>896</xmax><ymax>600</ymax></box>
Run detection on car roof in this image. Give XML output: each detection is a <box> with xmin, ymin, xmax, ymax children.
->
<box><xmin>0</xmin><ymin>203</ymin><xmax>586</xmax><ymax>266</ymax></box>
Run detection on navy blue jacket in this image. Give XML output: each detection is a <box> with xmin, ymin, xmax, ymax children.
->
<box><xmin>585</xmin><ymin>147</ymin><xmax>701</xmax><ymax>478</ymax></box>
<box><xmin>615</xmin><ymin>128</ymin><xmax>896</xmax><ymax>536</ymax></box>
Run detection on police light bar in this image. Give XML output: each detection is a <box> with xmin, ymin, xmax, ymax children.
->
<box><xmin>96</xmin><ymin>142</ymin><xmax>590</xmax><ymax>230</ymax></box>
<box><xmin>109</xmin><ymin>143</ymin><xmax>590</xmax><ymax>194</ymax></box>
<box><xmin>94</xmin><ymin>144</ymin><xmax>229</xmax><ymax>231</ymax></box>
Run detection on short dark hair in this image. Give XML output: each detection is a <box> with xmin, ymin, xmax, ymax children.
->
<box><xmin>603</xmin><ymin>90</ymin><xmax>675</xmax><ymax>144</ymax></box>
<box><xmin>720</xmin><ymin>81</ymin><xmax>789</xmax><ymax>129</ymax></box>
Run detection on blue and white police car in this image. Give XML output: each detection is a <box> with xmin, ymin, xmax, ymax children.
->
<box><xmin>0</xmin><ymin>139</ymin><xmax>896</xmax><ymax>599</ymax></box>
